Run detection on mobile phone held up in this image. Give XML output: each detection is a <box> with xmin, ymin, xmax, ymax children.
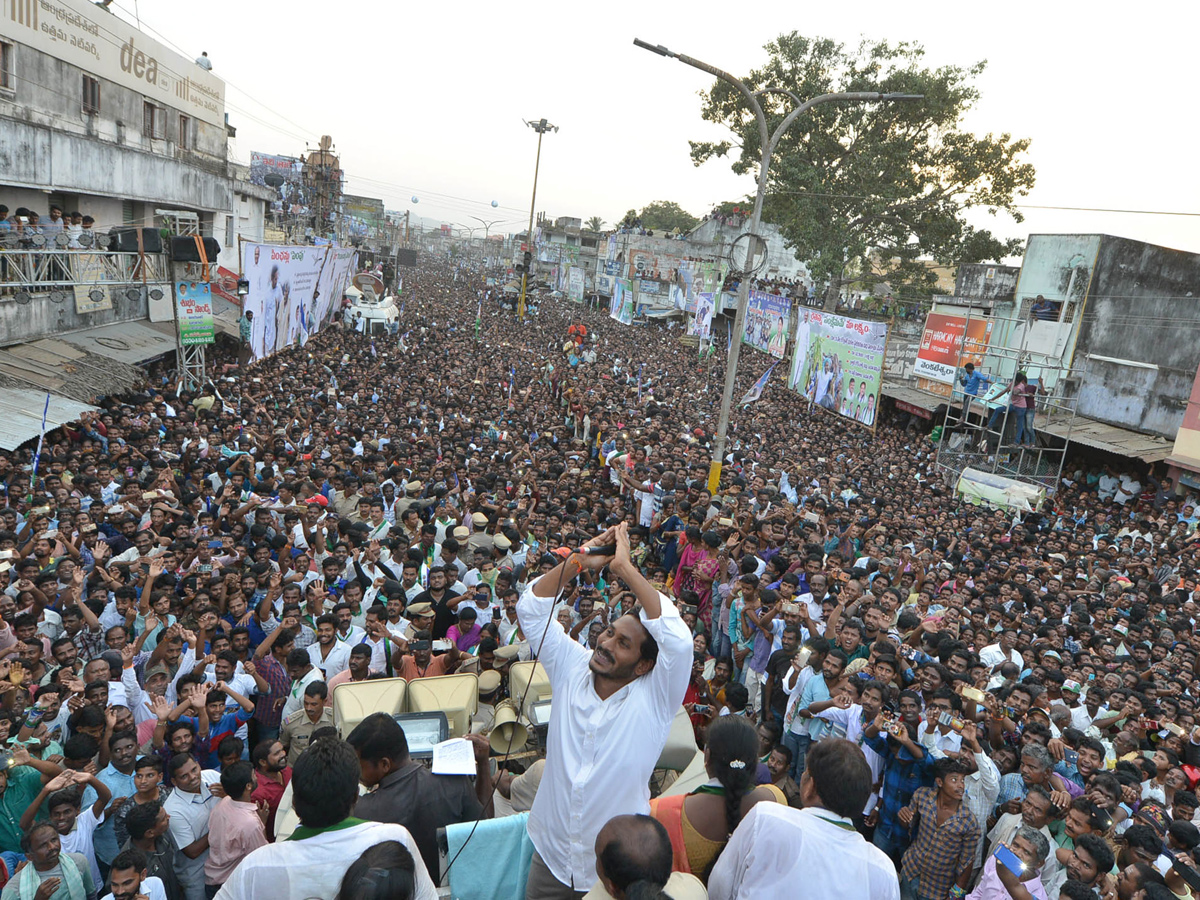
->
<box><xmin>994</xmin><ymin>844</ymin><xmax>1025</xmax><ymax>876</ymax></box>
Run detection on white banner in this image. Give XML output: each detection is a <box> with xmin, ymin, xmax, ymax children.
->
<box><xmin>241</xmin><ymin>244</ymin><xmax>349</xmax><ymax>361</ymax></box>
<box><xmin>689</xmin><ymin>292</ymin><xmax>715</xmax><ymax>340</ymax></box>
<box><xmin>313</xmin><ymin>248</ymin><xmax>357</xmax><ymax>332</ymax></box>
<box><xmin>568</xmin><ymin>267</ymin><xmax>585</xmax><ymax>302</ymax></box>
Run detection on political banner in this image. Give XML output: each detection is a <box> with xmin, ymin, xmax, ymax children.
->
<box><xmin>313</xmin><ymin>247</ymin><xmax>358</xmax><ymax>330</ymax></box>
<box><xmin>241</xmin><ymin>243</ymin><xmax>334</xmax><ymax>361</ymax></box>
<box><xmin>610</xmin><ymin>279</ymin><xmax>634</xmax><ymax>325</ymax></box>
<box><xmin>788</xmin><ymin>310</ymin><xmax>889</xmax><ymax>429</ymax></box>
<box><xmin>175</xmin><ymin>280</ymin><xmax>214</xmax><ymax>346</ymax></box>
<box><xmin>913</xmin><ymin>312</ymin><xmax>994</xmax><ymax>398</ymax></box>
<box><xmin>741</xmin><ymin>363</ymin><xmax>777</xmax><ymax>405</ymax></box>
<box><xmin>689</xmin><ymin>292</ymin><xmax>715</xmax><ymax>340</ymax></box>
<box><xmin>249</xmin><ymin>152</ymin><xmax>308</xmax><ymax>214</ymax></box>
<box><xmin>595</xmin><ymin>273</ymin><xmax>615</xmax><ymax>296</ymax></box>
<box><xmin>568</xmin><ymin>267</ymin><xmax>585</xmax><ymax>302</ymax></box>
<box><xmin>743</xmin><ymin>290</ymin><xmax>790</xmax><ymax>358</ymax></box>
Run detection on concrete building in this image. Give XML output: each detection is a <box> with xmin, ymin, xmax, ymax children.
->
<box><xmin>882</xmin><ymin>233</ymin><xmax>1200</xmax><ymax>466</ymax></box>
<box><xmin>0</xmin><ymin>0</ymin><xmax>272</xmax><ymax>349</ymax></box>
<box><xmin>688</xmin><ymin>217</ymin><xmax>810</xmax><ymax>285</ymax></box>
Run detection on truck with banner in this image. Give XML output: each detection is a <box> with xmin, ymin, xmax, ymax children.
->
<box><xmin>788</xmin><ymin>309</ymin><xmax>889</xmax><ymax>428</ymax></box>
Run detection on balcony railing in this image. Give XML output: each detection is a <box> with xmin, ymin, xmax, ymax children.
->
<box><xmin>0</xmin><ymin>245</ymin><xmax>170</xmax><ymax>298</ymax></box>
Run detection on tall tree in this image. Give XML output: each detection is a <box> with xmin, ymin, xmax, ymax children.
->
<box><xmin>689</xmin><ymin>33</ymin><xmax>1036</xmax><ymax>307</ymax></box>
<box><xmin>626</xmin><ymin>201</ymin><xmax>700</xmax><ymax>234</ymax></box>
<box><xmin>585</xmin><ymin>216</ymin><xmax>606</xmax><ymax>232</ymax></box>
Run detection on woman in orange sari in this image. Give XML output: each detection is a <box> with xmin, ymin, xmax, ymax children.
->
<box><xmin>649</xmin><ymin>716</ymin><xmax>786</xmax><ymax>883</ymax></box>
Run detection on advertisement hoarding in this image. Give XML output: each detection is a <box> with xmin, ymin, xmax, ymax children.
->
<box><xmin>913</xmin><ymin>312</ymin><xmax>994</xmax><ymax>398</ymax></box>
<box><xmin>175</xmin><ymin>281</ymin><xmax>214</xmax><ymax>346</ymax></box>
<box><xmin>1</xmin><ymin>0</ymin><xmax>225</xmax><ymax>126</ymax></box>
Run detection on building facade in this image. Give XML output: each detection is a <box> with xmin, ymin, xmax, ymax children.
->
<box><xmin>0</xmin><ymin>0</ymin><xmax>271</xmax><ymax>343</ymax></box>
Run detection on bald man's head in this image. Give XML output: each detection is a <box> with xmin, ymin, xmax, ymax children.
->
<box><xmin>594</xmin><ymin>814</ymin><xmax>672</xmax><ymax>899</ymax></box>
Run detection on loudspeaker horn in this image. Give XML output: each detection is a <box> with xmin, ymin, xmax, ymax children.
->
<box><xmin>488</xmin><ymin>699</ymin><xmax>528</xmax><ymax>755</ymax></box>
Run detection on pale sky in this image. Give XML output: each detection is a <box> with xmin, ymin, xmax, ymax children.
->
<box><xmin>115</xmin><ymin>0</ymin><xmax>1200</xmax><ymax>260</ymax></box>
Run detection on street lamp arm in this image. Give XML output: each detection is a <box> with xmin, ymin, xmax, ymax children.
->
<box><xmin>633</xmin><ymin>38</ymin><xmax>769</xmax><ymax>169</ymax></box>
<box><xmin>768</xmin><ymin>91</ymin><xmax>900</xmax><ymax>157</ymax></box>
<box><xmin>753</xmin><ymin>86</ymin><xmax>805</xmax><ymax>109</ymax></box>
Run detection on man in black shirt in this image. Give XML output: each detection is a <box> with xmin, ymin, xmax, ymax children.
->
<box><xmin>347</xmin><ymin>713</ymin><xmax>491</xmax><ymax>882</ymax></box>
<box><xmin>410</xmin><ymin>566</ymin><xmax>464</xmax><ymax>640</ymax></box>
<box><xmin>761</xmin><ymin>624</ymin><xmax>803</xmax><ymax>729</ymax></box>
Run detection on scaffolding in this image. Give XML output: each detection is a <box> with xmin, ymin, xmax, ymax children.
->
<box><xmin>932</xmin><ymin>304</ymin><xmax>1083</xmax><ymax>497</ymax></box>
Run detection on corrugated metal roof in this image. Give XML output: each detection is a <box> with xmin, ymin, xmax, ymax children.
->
<box><xmin>882</xmin><ymin>379</ymin><xmax>1174</xmax><ymax>463</ymax></box>
<box><xmin>0</xmin><ymin>389</ymin><xmax>97</xmax><ymax>451</ymax></box>
<box><xmin>1038</xmin><ymin>412</ymin><xmax>1174</xmax><ymax>463</ymax></box>
<box><xmin>62</xmin><ymin>321</ymin><xmax>176</xmax><ymax>364</ymax></box>
<box><xmin>0</xmin><ymin>325</ymin><xmax>157</xmax><ymax>402</ymax></box>
<box><xmin>880</xmin><ymin>381</ymin><xmax>947</xmax><ymax>411</ymax></box>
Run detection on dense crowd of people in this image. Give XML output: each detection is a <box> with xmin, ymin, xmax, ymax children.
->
<box><xmin>0</xmin><ymin>253</ymin><xmax>1194</xmax><ymax>900</ymax></box>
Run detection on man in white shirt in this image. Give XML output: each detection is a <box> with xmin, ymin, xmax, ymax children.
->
<box><xmin>162</xmin><ymin>756</ymin><xmax>220</xmax><ymax>900</ymax></box>
<box><xmin>708</xmin><ymin>737</ymin><xmax>899</xmax><ymax>900</ymax></box>
<box><xmin>216</xmin><ymin>737</ymin><xmax>435</xmax><ymax>900</ymax></box>
<box><xmin>518</xmin><ymin>524</ymin><xmax>691</xmax><ymax>898</ymax></box>
<box><xmin>282</xmin><ymin>650</ymin><xmax>325</xmax><ymax>720</ymax></box>
<box><xmin>978</xmin><ymin>628</ymin><xmax>1023</xmax><ymax>672</ymax></box>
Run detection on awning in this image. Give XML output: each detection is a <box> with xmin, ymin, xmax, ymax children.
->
<box><xmin>882</xmin><ymin>379</ymin><xmax>1173</xmax><ymax>463</ymax></box>
<box><xmin>0</xmin><ymin>324</ymin><xmax>168</xmax><ymax>402</ymax></box>
<box><xmin>60</xmin><ymin>321</ymin><xmax>177</xmax><ymax>364</ymax></box>
<box><xmin>1037</xmin><ymin>411</ymin><xmax>1173</xmax><ymax>463</ymax></box>
<box><xmin>0</xmin><ymin>388</ymin><xmax>97</xmax><ymax>451</ymax></box>
<box><xmin>880</xmin><ymin>381</ymin><xmax>946</xmax><ymax>412</ymax></box>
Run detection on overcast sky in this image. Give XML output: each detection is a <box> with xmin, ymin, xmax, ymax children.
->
<box><xmin>117</xmin><ymin>0</ymin><xmax>1200</xmax><ymax>259</ymax></box>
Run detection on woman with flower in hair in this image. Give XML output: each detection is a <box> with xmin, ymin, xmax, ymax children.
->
<box><xmin>649</xmin><ymin>716</ymin><xmax>786</xmax><ymax>884</ymax></box>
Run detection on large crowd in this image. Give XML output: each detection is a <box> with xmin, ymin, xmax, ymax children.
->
<box><xmin>0</xmin><ymin>252</ymin><xmax>1194</xmax><ymax>900</ymax></box>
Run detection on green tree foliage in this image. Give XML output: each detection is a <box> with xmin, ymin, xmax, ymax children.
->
<box><xmin>623</xmin><ymin>201</ymin><xmax>700</xmax><ymax>234</ymax></box>
<box><xmin>689</xmin><ymin>33</ymin><xmax>1036</xmax><ymax>301</ymax></box>
<box><xmin>585</xmin><ymin>216</ymin><xmax>606</xmax><ymax>232</ymax></box>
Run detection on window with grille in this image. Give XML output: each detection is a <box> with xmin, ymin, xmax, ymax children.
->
<box><xmin>82</xmin><ymin>75</ymin><xmax>99</xmax><ymax>114</ymax></box>
<box><xmin>178</xmin><ymin>114</ymin><xmax>191</xmax><ymax>148</ymax></box>
<box><xmin>143</xmin><ymin>101</ymin><xmax>164</xmax><ymax>140</ymax></box>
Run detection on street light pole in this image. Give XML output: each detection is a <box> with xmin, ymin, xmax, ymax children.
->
<box><xmin>469</xmin><ymin>216</ymin><xmax>504</xmax><ymax>239</ymax></box>
<box><xmin>520</xmin><ymin>118</ymin><xmax>558</xmax><ymax>322</ymax></box>
<box><xmin>634</xmin><ymin>38</ymin><xmax>921</xmax><ymax>493</ymax></box>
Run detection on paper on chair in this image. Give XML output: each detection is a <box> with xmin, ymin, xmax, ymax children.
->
<box><xmin>432</xmin><ymin>738</ymin><xmax>476</xmax><ymax>776</ymax></box>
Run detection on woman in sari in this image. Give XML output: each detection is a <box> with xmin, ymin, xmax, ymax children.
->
<box><xmin>650</xmin><ymin>716</ymin><xmax>785</xmax><ymax>882</ymax></box>
<box><xmin>673</xmin><ymin>525</ymin><xmax>704</xmax><ymax>600</ymax></box>
<box><xmin>690</xmin><ymin>531</ymin><xmax>723</xmax><ymax>630</ymax></box>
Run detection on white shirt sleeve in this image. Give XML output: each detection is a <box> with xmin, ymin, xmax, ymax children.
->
<box><xmin>516</xmin><ymin>576</ymin><xmax>590</xmax><ymax>680</ymax></box>
<box><xmin>637</xmin><ymin>593</ymin><xmax>698</xmax><ymax>716</ymax></box>
<box><xmin>707</xmin><ymin>801</ymin><xmax>762</xmax><ymax>900</ymax></box>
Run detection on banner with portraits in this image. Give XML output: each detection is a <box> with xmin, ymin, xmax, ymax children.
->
<box><xmin>788</xmin><ymin>310</ymin><xmax>889</xmax><ymax>429</ymax></box>
<box><xmin>240</xmin><ymin>243</ymin><xmax>357</xmax><ymax>361</ymax></box>
<box><xmin>743</xmin><ymin>290</ymin><xmax>790</xmax><ymax>358</ymax></box>
<box><xmin>689</xmin><ymin>292</ymin><xmax>715</xmax><ymax>340</ymax></box>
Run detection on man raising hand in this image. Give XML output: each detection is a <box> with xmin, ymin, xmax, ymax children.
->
<box><xmin>518</xmin><ymin>522</ymin><xmax>692</xmax><ymax>899</ymax></box>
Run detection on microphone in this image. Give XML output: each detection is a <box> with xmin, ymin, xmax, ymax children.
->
<box><xmin>584</xmin><ymin>545</ymin><xmax>617</xmax><ymax>556</ymax></box>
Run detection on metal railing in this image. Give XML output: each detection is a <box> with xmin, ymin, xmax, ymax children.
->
<box><xmin>0</xmin><ymin>247</ymin><xmax>171</xmax><ymax>296</ymax></box>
